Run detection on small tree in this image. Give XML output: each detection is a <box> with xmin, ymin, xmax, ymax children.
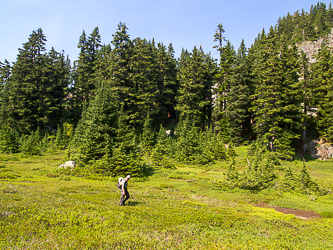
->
<box><xmin>0</xmin><ymin>126</ymin><xmax>19</xmax><ymax>153</ymax></box>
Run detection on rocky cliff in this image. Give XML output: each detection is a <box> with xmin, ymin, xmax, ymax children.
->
<box><xmin>298</xmin><ymin>28</ymin><xmax>333</xmax><ymax>62</ymax></box>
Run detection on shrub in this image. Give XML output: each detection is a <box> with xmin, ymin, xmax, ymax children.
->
<box><xmin>320</xmin><ymin>211</ymin><xmax>333</xmax><ymax>218</ymax></box>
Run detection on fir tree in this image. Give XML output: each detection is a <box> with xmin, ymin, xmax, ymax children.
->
<box><xmin>0</xmin><ymin>60</ymin><xmax>11</xmax><ymax>126</ymax></box>
<box><xmin>72</xmin><ymin>27</ymin><xmax>101</xmax><ymax>123</ymax></box>
<box><xmin>140</xmin><ymin>112</ymin><xmax>155</xmax><ymax>154</ymax></box>
<box><xmin>250</xmin><ymin>28</ymin><xmax>302</xmax><ymax>159</ymax></box>
<box><xmin>226</xmin><ymin>40</ymin><xmax>253</xmax><ymax>144</ymax></box>
<box><xmin>71</xmin><ymin>84</ymin><xmax>118</xmax><ymax>165</ymax></box>
<box><xmin>310</xmin><ymin>44</ymin><xmax>333</xmax><ymax>140</ymax></box>
<box><xmin>154</xmin><ymin>42</ymin><xmax>178</xmax><ymax>126</ymax></box>
<box><xmin>176</xmin><ymin>46</ymin><xmax>216</xmax><ymax>130</ymax></box>
<box><xmin>0</xmin><ymin>125</ymin><xmax>19</xmax><ymax>153</ymax></box>
<box><xmin>8</xmin><ymin>28</ymin><xmax>67</xmax><ymax>133</ymax></box>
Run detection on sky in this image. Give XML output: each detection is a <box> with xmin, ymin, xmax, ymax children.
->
<box><xmin>1</xmin><ymin>0</ymin><xmax>333</xmax><ymax>64</ymax></box>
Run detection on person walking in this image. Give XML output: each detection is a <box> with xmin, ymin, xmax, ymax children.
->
<box><xmin>118</xmin><ymin>175</ymin><xmax>131</xmax><ymax>206</ymax></box>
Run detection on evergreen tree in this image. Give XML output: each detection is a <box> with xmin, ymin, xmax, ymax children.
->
<box><xmin>176</xmin><ymin>46</ymin><xmax>216</xmax><ymax>130</ymax></box>
<box><xmin>72</xmin><ymin>27</ymin><xmax>101</xmax><ymax>124</ymax></box>
<box><xmin>107</xmin><ymin>23</ymin><xmax>135</xmax><ymax>128</ymax></box>
<box><xmin>140</xmin><ymin>112</ymin><xmax>155</xmax><ymax>153</ymax></box>
<box><xmin>20</xmin><ymin>128</ymin><xmax>41</xmax><ymax>155</ymax></box>
<box><xmin>213</xmin><ymin>40</ymin><xmax>236</xmax><ymax>136</ymax></box>
<box><xmin>226</xmin><ymin>40</ymin><xmax>253</xmax><ymax>144</ymax></box>
<box><xmin>0</xmin><ymin>60</ymin><xmax>11</xmax><ymax>126</ymax></box>
<box><xmin>150</xmin><ymin>125</ymin><xmax>174</xmax><ymax>168</ymax></box>
<box><xmin>128</xmin><ymin>38</ymin><xmax>158</xmax><ymax>129</ymax></box>
<box><xmin>250</xmin><ymin>28</ymin><xmax>302</xmax><ymax>159</ymax></box>
<box><xmin>44</xmin><ymin>48</ymin><xmax>70</xmax><ymax>129</ymax></box>
<box><xmin>8</xmin><ymin>28</ymin><xmax>67</xmax><ymax>134</ymax></box>
<box><xmin>310</xmin><ymin>44</ymin><xmax>333</xmax><ymax>140</ymax></box>
<box><xmin>153</xmin><ymin>42</ymin><xmax>178</xmax><ymax>126</ymax></box>
<box><xmin>0</xmin><ymin>125</ymin><xmax>19</xmax><ymax>153</ymax></box>
<box><xmin>71</xmin><ymin>84</ymin><xmax>118</xmax><ymax>165</ymax></box>
<box><xmin>213</xmin><ymin>41</ymin><xmax>236</xmax><ymax>116</ymax></box>
<box><xmin>299</xmin><ymin>51</ymin><xmax>316</xmax><ymax>142</ymax></box>
<box><xmin>92</xmin><ymin>44</ymin><xmax>112</xmax><ymax>89</ymax></box>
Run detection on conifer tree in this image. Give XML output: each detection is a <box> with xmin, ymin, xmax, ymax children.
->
<box><xmin>92</xmin><ymin>44</ymin><xmax>112</xmax><ymax>89</ymax></box>
<box><xmin>176</xmin><ymin>46</ymin><xmax>216</xmax><ymax>130</ymax></box>
<box><xmin>140</xmin><ymin>112</ymin><xmax>155</xmax><ymax>153</ymax></box>
<box><xmin>44</xmin><ymin>48</ymin><xmax>70</xmax><ymax>128</ymax></box>
<box><xmin>226</xmin><ymin>40</ymin><xmax>253</xmax><ymax>144</ymax></box>
<box><xmin>299</xmin><ymin>51</ymin><xmax>315</xmax><ymax>142</ymax></box>
<box><xmin>128</xmin><ymin>38</ymin><xmax>158</xmax><ymax>129</ymax></box>
<box><xmin>250</xmin><ymin>28</ymin><xmax>302</xmax><ymax>159</ymax></box>
<box><xmin>107</xmin><ymin>23</ymin><xmax>135</xmax><ymax>129</ymax></box>
<box><xmin>72</xmin><ymin>27</ymin><xmax>101</xmax><ymax>123</ymax></box>
<box><xmin>150</xmin><ymin>125</ymin><xmax>174</xmax><ymax>168</ymax></box>
<box><xmin>213</xmin><ymin>41</ymin><xmax>235</xmax><ymax>113</ymax></box>
<box><xmin>0</xmin><ymin>60</ymin><xmax>11</xmax><ymax>126</ymax></box>
<box><xmin>0</xmin><ymin>125</ymin><xmax>19</xmax><ymax>153</ymax></box>
<box><xmin>70</xmin><ymin>84</ymin><xmax>118</xmax><ymax>165</ymax></box>
<box><xmin>310</xmin><ymin>44</ymin><xmax>333</xmax><ymax>139</ymax></box>
<box><xmin>153</xmin><ymin>43</ymin><xmax>178</xmax><ymax>126</ymax></box>
<box><xmin>8</xmin><ymin>28</ymin><xmax>67</xmax><ymax>134</ymax></box>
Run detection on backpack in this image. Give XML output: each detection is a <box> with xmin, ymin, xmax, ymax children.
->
<box><xmin>117</xmin><ymin>177</ymin><xmax>124</xmax><ymax>189</ymax></box>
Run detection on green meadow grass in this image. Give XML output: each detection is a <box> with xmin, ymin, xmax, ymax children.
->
<box><xmin>1</xmin><ymin>150</ymin><xmax>333</xmax><ymax>249</ymax></box>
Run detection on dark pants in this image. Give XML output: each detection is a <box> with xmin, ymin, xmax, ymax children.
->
<box><xmin>120</xmin><ymin>188</ymin><xmax>130</xmax><ymax>205</ymax></box>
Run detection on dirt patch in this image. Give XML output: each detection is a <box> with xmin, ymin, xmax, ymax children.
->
<box><xmin>255</xmin><ymin>204</ymin><xmax>321</xmax><ymax>219</ymax></box>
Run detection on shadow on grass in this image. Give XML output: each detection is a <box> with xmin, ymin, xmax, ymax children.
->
<box><xmin>142</xmin><ymin>166</ymin><xmax>155</xmax><ymax>178</ymax></box>
<box><xmin>126</xmin><ymin>200</ymin><xmax>144</xmax><ymax>206</ymax></box>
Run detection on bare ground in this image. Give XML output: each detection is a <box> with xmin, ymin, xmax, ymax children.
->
<box><xmin>255</xmin><ymin>204</ymin><xmax>321</xmax><ymax>219</ymax></box>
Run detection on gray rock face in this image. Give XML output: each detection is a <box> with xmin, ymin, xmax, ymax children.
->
<box><xmin>303</xmin><ymin>140</ymin><xmax>333</xmax><ymax>160</ymax></box>
<box><xmin>298</xmin><ymin>28</ymin><xmax>333</xmax><ymax>63</ymax></box>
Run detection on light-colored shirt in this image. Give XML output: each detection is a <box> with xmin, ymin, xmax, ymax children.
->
<box><xmin>119</xmin><ymin>178</ymin><xmax>128</xmax><ymax>189</ymax></box>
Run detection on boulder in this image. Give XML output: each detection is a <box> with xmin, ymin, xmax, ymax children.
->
<box><xmin>58</xmin><ymin>161</ymin><xmax>76</xmax><ymax>169</ymax></box>
<box><xmin>303</xmin><ymin>140</ymin><xmax>333</xmax><ymax>160</ymax></box>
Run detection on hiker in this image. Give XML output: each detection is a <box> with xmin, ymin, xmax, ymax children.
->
<box><xmin>117</xmin><ymin>175</ymin><xmax>131</xmax><ymax>206</ymax></box>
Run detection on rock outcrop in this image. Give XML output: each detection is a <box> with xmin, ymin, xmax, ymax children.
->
<box><xmin>58</xmin><ymin>161</ymin><xmax>76</xmax><ymax>169</ymax></box>
<box><xmin>303</xmin><ymin>140</ymin><xmax>333</xmax><ymax>160</ymax></box>
<box><xmin>298</xmin><ymin>28</ymin><xmax>333</xmax><ymax>63</ymax></box>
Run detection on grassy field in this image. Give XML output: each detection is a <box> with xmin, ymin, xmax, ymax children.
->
<box><xmin>1</xmin><ymin>148</ymin><xmax>333</xmax><ymax>249</ymax></box>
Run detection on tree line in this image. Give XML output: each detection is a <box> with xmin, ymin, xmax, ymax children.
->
<box><xmin>1</xmin><ymin>2</ymin><xmax>333</xmax><ymax>175</ymax></box>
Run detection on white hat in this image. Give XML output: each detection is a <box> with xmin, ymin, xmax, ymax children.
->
<box><xmin>126</xmin><ymin>175</ymin><xmax>131</xmax><ymax>179</ymax></box>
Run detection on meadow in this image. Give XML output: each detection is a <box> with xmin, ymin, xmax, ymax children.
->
<box><xmin>1</xmin><ymin>147</ymin><xmax>333</xmax><ymax>249</ymax></box>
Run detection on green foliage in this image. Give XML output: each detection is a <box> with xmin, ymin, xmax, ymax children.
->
<box><xmin>310</xmin><ymin>44</ymin><xmax>333</xmax><ymax>140</ymax></box>
<box><xmin>250</xmin><ymin>28</ymin><xmax>302</xmax><ymax>159</ymax></box>
<box><xmin>19</xmin><ymin>128</ymin><xmax>41</xmax><ymax>156</ymax></box>
<box><xmin>320</xmin><ymin>211</ymin><xmax>333</xmax><ymax>218</ymax></box>
<box><xmin>5</xmin><ymin>29</ymin><xmax>70</xmax><ymax>134</ymax></box>
<box><xmin>108</xmin><ymin>144</ymin><xmax>146</xmax><ymax>177</ymax></box>
<box><xmin>217</xmin><ymin>115</ymin><xmax>230</xmax><ymax>143</ymax></box>
<box><xmin>71</xmin><ymin>27</ymin><xmax>101</xmax><ymax>122</ymax></box>
<box><xmin>0</xmin><ymin>126</ymin><xmax>19</xmax><ymax>153</ymax></box>
<box><xmin>226</xmin><ymin>40</ymin><xmax>254</xmax><ymax>144</ymax></box>
<box><xmin>215</xmin><ymin>140</ymin><xmax>326</xmax><ymax>195</ymax></box>
<box><xmin>277</xmin><ymin>2</ymin><xmax>333</xmax><ymax>43</ymax></box>
<box><xmin>70</xmin><ymin>84</ymin><xmax>118</xmax><ymax>165</ymax></box>
<box><xmin>176</xmin><ymin>46</ymin><xmax>216</xmax><ymax>130</ymax></box>
<box><xmin>150</xmin><ymin>125</ymin><xmax>175</xmax><ymax>168</ymax></box>
<box><xmin>139</xmin><ymin>113</ymin><xmax>155</xmax><ymax>154</ymax></box>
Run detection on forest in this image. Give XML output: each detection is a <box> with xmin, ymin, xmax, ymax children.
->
<box><xmin>1</xmin><ymin>2</ymin><xmax>333</xmax><ymax>177</ymax></box>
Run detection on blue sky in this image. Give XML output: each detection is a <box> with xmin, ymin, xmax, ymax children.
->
<box><xmin>1</xmin><ymin>0</ymin><xmax>332</xmax><ymax>63</ymax></box>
